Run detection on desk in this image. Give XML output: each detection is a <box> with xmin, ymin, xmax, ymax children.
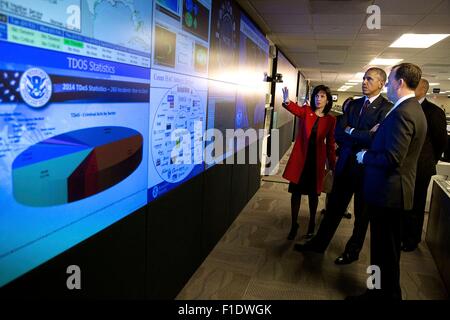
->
<box><xmin>426</xmin><ymin>180</ymin><xmax>450</xmax><ymax>292</ymax></box>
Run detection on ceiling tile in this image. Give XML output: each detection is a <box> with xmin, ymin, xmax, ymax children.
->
<box><xmin>374</xmin><ymin>0</ymin><xmax>443</xmax><ymax>15</ymax></box>
<box><xmin>318</xmin><ymin>50</ymin><xmax>347</xmax><ymax>63</ymax></box>
<box><xmin>244</xmin><ymin>0</ymin><xmax>450</xmax><ymax>91</ymax></box>
<box><xmin>249</xmin><ymin>0</ymin><xmax>311</xmax><ymax>14</ymax></box>
<box><xmin>315</xmin><ymin>33</ymin><xmax>357</xmax><ymax>40</ymax></box>
<box><xmin>380</xmin><ymin>15</ymin><xmax>425</xmax><ymax>26</ymax></box>
<box><xmin>309</xmin><ymin>0</ymin><xmax>372</xmax><ymax>14</ymax></box>
<box><xmin>418</xmin><ymin>15</ymin><xmax>450</xmax><ymax>26</ymax></box>
<box><xmin>431</xmin><ymin>0</ymin><xmax>450</xmax><ymax>14</ymax></box>
<box><xmin>312</xmin><ymin>14</ymin><xmax>365</xmax><ymax>26</ymax></box>
<box><xmin>314</xmin><ymin>24</ymin><xmax>361</xmax><ymax>34</ymax></box>
<box><xmin>410</xmin><ymin>24</ymin><xmax>450</xmax><ymax>33</ymax></box>
<box><xmin>261</xmin><ymin>14</ymin><xmax>312</xmax><ymax>25</ymax></box>
<box><xmin>270</xmin><ymin>24</ymin><xmax>314</xmax><ymax>33</ymax></box>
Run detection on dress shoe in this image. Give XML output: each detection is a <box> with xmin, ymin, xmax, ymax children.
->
<box><xmin>303</xmin><ymin>232</ymin><xmax>314</xmax><ymax>240</ymax></box>
<box><xmin>334</xmin><ymin>252</ymin><xmax>358</xmax><ymax>265</ymax></box>
<box><xmin>346</xmin><ymin>290</ymin><xmax>401</xmax><ymax>301</ymax></box>
<box><xmin>287</xmin><ymin>222</ymin><xmax>299</xmax><ymax>240</ymax></box>
<box><xmin>343</xmin><ymin>212</ymin><xmax>352</xmax><ymax>219</ymax></box>
<box><xmin>345</xmin><ymin>290</ymin><xmax>375</xmax><ymax>301</ymax></box>
<box><xmin>401</xmin><ymin>243</ymin><xmax>417</xmax><ymax>252</ymax></box>
<box><xmin>293</xmin><ymin>241</ymin><xmax>324</xmax><ymax>253</ymax></box>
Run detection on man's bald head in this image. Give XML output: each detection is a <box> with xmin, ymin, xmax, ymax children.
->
<box><xmin>415</xmin><ymin>78</ymin><xmax>429</xmax><ymax>100</ymax></box>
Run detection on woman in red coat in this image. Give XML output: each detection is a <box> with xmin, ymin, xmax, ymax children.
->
<box><xmin>282</xmin><ymin>85</ymin><xmax>336</xmax><ymax>240</ymax></box>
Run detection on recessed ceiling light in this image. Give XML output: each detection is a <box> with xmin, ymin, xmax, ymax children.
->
<box><xmin>369</xmin><ymin>58</ymin><xmax>404</xmax><ymax>66</ymax></box>
<box><xmin>338</xmin><ymin>85</ymin><xmax>352</xmax><ymax>92</ymax></box>
<box><xmin>348</xmin><ymin>79</ymin><xmax>363</xmax><ymax>83</ymax></box>
<box><xmin>389</xmin><ymin>34</ymin><xmax>450</xmax><ymax>48</ymax></box>
<box><xmin>429</xmin><ymin>83</ymin><xmax>440</xmax><ymax>86</ymax></box>
<box><xmin>345</xmin><ymin>83</ymin><xmax>356</xmax><ymax>86</ymax></box>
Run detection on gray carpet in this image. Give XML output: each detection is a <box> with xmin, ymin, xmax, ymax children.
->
<box><xmin>177</xmin><ymin>148</ymin><xmax>448</xmax><ymax>300</ymax></box>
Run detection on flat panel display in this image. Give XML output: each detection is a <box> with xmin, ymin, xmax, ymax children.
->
<box><xmin>0</xmin><ymin>0</ymin><xmax>151</xmax><ymax>287</ymax></box>
<box><xmin>205</xmin><ymin>79</ymin><xmax>237</xmax><ymax>167</ymax></box>
<box><xmin>298</xmin><ymin>72</ymin><xmax>308</xmax><ymax>106</ymax></box>
<box><xmin>147</xmin><ymin>69</ymin><xmax>207</xmax><ymax>200</ymax></box>
<box><xmin>274</xmin><ymin>50</ymin><xmax>297</xmax><ymax>128</ymax></box>
<box><xmin>0</xmin><ymin>0</ymin><xmax>270</xmax><ymax>287</ymax></box>
<box><xmin>235</xmin><ymin>13</ymin><xmax>269</xmax><ymax>131</ymax></box>
<box><xmin>148</xmin><ymin>0</ymin><xmax>210</xmax><ymax>199</ymax></box>
<box><xmin>152</xmin><ymin>0</ymin><xmax>211</xmax><ymax>78</ymax></box>
<box><xmin>208</xmin><ymin>0</ymin><xmax>240</xmax><ymax>83</ymax></box>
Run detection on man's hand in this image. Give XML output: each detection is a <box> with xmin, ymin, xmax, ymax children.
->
<box><xmin>356</xmin><ymin>150</ymin><xmax>366</xmax><ymax>164</ymax></box>
<box><xmin>370</xmin><ymin>123</ymin><xmax>380</xmax><ymax>134</ymax></box>
<box><xmin>282</xmin><ymin>87</ymin><xmax>289</xmax><ymax>104</ymax></box>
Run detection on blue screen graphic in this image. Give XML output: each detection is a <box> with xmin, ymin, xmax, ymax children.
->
<box><xmin>0</xmin><ymin>0</ymin><xmax>270</xmax><ymax>287</ymax></box>
<box><xmin>0</xmin><ymin>0</ymin><xmax>152</xmax><ymax>287</ymax></box>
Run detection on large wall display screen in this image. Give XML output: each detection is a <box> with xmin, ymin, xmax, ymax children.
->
<box><xmin>274</xmin><ymin>51</ymin><xmax>298</xmax><ymax>128</ymax></box>
<box><xmin>148</xmin><ymin>0</ymin><xmax>210</xmax><ymax>200</ymax></box>
<box><xmin>235</xmin><ymin>14</ymin><xmax>269</xmax><ymax>131</ymax></box>
<box><xmin>0</xmin><ymin>0</ymin><xmax>151</xmax><ymax>287</ymax></box>
<box><xmin>0</xmin><ymin>0</ymin><xmax>270</xmax><ymax>287</ymax></box>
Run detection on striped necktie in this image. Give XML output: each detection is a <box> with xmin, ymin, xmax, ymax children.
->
<box><xmin>359</xmin><ymin>99</ymin><xmax>370</xmax><ymax>117</ymax></box>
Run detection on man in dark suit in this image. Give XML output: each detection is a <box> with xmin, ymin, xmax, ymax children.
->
<box><xmin>401</xmin><ymin>79</ymin><xmax>448</xmax><ymax>251</ymax></box>
<box><xmin>354</xmin><ymin>63</ymin><xmax>427</xmax><ymax>300</ymax></box>
<box><xmin>294</xmin><ymin>68</ymin><xmax>392</xmax><ymax>264</ymax></box>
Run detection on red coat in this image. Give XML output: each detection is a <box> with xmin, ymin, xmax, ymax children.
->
<box><xmin>282</xmin><ymin>102</ymin><xmax>336</xmax><ymax>194</ymax></box>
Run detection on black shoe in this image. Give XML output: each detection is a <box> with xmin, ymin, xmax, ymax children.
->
<box><xmin>293</xmin><ymin>241</ymin><xmax>324</xmax><ymax>253</ymax></box>
<box><xmin>401</xmin><ymin>243</ymin><xmax>417</xmax><ymax>252</ymax></box>
<box><xmin>287</xmin><ymin>223</ymin><xmax>299</xmax><ymax>240</ymax></box>
<box><xmin>334</xmin><ymin>252</ymin><xmax>358</xmax><ymax>265</ymax></box>
<box><xmin>303</xmin><ymin>232</ymin><xmax>314</xmax><ymax>240</ymax></box>
<box><xmin>345</xmin><ymin>290</ymin><xmax>375</xmax><ymax>301</ymax></box>
<box><xmin>346</xmin><ymin>290</ymin><xmax>400</xmax><ymax>301</ymax></box>
<box><xmin>343</xmin><ymin>212</ymin><xmax>352</xmax><ymax>219</ymax></box>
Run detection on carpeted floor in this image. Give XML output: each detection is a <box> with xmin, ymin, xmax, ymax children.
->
<box><xmin>177</xmin><ymin>148</ymin><xmax>448</xmax><ymax>300</ymax></box>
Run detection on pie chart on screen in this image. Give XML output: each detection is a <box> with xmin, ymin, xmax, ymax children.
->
<box><xmin>12</xmin><ymin>126</ymin><xmax>143</xmax><ymax>207</ymax></box>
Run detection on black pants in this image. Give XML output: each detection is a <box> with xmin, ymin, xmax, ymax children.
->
<box><xmin>367</xmin><ymin>204</ymin><xmax>403</xmax><ymax>300</ymax></box>
<box><xmin>402</xmin><ymin>171</ymin><xmax>433</xmax><ymax>247</ymax></box>
<box><xmin>312</xmin><ymin>158</ymin><xmax>369</xmax><ymax>255</ymax></box>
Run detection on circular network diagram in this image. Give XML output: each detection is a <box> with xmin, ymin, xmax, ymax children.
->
<box><xmin>151</xmin><ymin>84</ymin><xmax>204</xmax><ymax>184</ymax></box>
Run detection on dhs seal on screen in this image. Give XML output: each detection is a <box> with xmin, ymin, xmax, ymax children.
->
<box><xmin>19</xmin><ymin>68</ymin><xmax>52</xmax><ymax>108</ymax></box>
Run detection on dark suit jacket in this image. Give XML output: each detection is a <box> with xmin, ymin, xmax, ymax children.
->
<box><xmin>417</xmin><ymin>98</ymin><xmax>448</xmax><ymax>176</ymax></box>
<box><xmin>335</xmin><ymin>95</ymin><xmax>392</xmax><ymax>175</ymax></box>
<box><xmin>363</xmin><ymin>97</ymin><xmax>427</xmax><ymax>210</ymax></box>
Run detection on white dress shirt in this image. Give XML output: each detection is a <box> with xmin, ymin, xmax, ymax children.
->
<box><xmin>348</xmin><ymin>93</ymin><xmax>381</xmax><ymax>135</ymax></box>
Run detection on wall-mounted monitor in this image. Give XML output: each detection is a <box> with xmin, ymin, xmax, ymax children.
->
<box><xmin>0</xmin><ymin>0</ymin><xmax>152</xmax><ymax>287</ymax></box>
<box><xmin>274</xmin><ymin>51</ymin><xmax>297</xmax><ymax>128</ymax></box>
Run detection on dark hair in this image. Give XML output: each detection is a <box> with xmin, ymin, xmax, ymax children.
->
<box><xmin>342</xmin><ymin>97</ymin><xmax>353</xmax><ymax>113</ymax></box>
<box><xmin>391</xmin><ymin>63</ymin><xmax>422</xmax><ymax>90</ymax></box>
<box><xmin>366</xmin><ymin>67</ymin><xmax>387</xmax><ymax>83</ymax></box>
<box><xmin>311</xmin><ymin>84</ymin><xmax>333</xmax><ymax>114</ymax></box>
